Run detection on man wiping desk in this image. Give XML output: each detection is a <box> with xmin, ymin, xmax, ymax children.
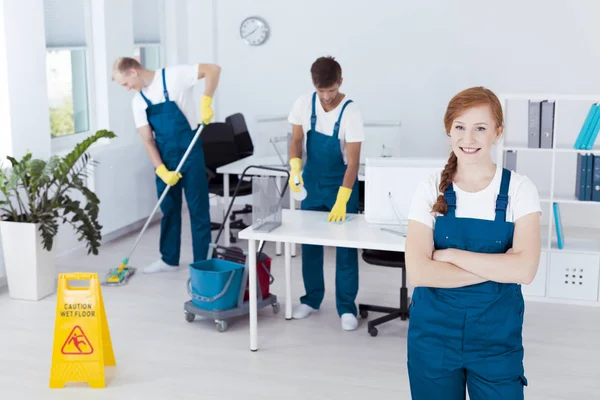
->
<box><xmin>287</xmin><ymin>55</ymin><xmax>365</xmax><ymax>331</ymax></box>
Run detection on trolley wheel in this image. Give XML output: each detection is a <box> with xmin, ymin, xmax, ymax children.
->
<box><xmin>359</xmin><ymin>309</ymin><xmax>369</xmax><ymax>319</ymax></box>
<box><xmin>272</xmin><ymin>303</ymin><xmax>280</xmax><ymax>314</ymax></box>
<box><xmin>230</xmin><ymin>236</ymin><xmax>237</xmax><ymax>244</ymax></box>
<box><xmin>216</xmin><ymin>320</ymin><xmax>228</xmax><ymax>332</ymax></box>
<box><xmin>368</xmin><ymin>326</ymin><xmax>378</xmax><ymax>337</ymax></box>
<box><xmin>185</xmin><ymin>311</ymin><xmax>195</xmax><ymax>323</ymax></box>
<box><xmin>230</xmin><ymin>215</ymin><xmax>236</xmax><ymax>221</ymax></box>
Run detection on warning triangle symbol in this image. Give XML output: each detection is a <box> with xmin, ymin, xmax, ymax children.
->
<box><xmin>61</xmin><ymin>325</ymin><xmax>94</xmax><ymax>355</ymax></box>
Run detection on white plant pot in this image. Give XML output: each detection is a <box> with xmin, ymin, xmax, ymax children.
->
<box><xmin>0</xmin><ymin>221</ymin><xmax>56</xmax><ymax>301</ymax></box>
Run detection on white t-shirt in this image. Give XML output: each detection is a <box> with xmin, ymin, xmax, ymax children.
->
<box><xmin>132</xmin><ymin>64</ymin><xmax>199</xmax><ymax>130</ymax></box>
<box><xmin>408</xmin><ymin>164</ymin><xmax>542</xmax><ymax>230</ymax></box>
<box><xmin>287</xmin><ymin>93</ymin><xmax>365</xmax><ymax>164</ymax></box>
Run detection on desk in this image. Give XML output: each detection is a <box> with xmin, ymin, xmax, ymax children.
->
<box><xmin>215</xmin><ymin>155</ymin><xmax>365</xmax><ymax>250</ymax></box>
<box><xmin>238</xmin><ymin>209</ymin><xmax>406</xmax><ymax>351</ymax></box>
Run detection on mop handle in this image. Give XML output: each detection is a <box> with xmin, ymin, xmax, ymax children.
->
<box><xmin>124</xmin><ymin>123</ymin><xmax>206</xmax><ymax>262</ymax></box>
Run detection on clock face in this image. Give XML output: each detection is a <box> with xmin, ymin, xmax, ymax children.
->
<box><xmin>240</xmin><ymin>17</ymin><xmax>269</xmax><ymax>46</ymax></box>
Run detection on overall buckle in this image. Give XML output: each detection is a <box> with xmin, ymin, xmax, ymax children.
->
<box><xmin>444</xmin><ymin>191</ymin><xmax>456</xmax><ymax>207</ymax></box>
<box><xmin>495</xmin><ymin>194</ymin><xmax>508</xmax><ymax>211</ymax></box>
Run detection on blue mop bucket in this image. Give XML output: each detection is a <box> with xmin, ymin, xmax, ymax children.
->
<box><xmin>187</xmin><ymin>258</ymin><xmax>244</xmax><ymax>311</ymax></box>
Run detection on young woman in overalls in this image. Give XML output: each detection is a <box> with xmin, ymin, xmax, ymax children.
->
<box><xmin>405</xmin><ymin>87</ymin><xmax>542</xmax><ymax>399</ymax></box>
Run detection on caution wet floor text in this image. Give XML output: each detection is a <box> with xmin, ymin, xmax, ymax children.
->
<box><xmin>49</xmin><ymin>273</ymin><xmax>115</xmax><ymax>389</ymax></box>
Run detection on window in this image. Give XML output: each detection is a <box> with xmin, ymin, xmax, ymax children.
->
<box><xmin>133</xmin><ymin>45</ymin><xmax>162</xmax><ymax>70</ymax></box>
<box><xmin>133</xmin><ymin>0</ymin><xmax>164</xmax><ymax>70</ymax></box>
<box><xmin>46</xmin><ymin>49</ymin><xmax>90</xmax><ymax>138</ymax></box>
<box><xmin>44</xmin><ymin>0</ymin><xmax>92</xmax><ymax>141</ymax></box>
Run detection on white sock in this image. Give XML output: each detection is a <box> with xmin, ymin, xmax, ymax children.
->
<box><xmin>292</xmin><ymin>304</ymin><xmax>317</xmax><ymax>319</ymax></box>
<box><xmin>143</xmin><ymin>259</ymin><xmax>178</xmax><ymax>274</ymax></box>
<box><xmin>341</xmin><ymin>313</ymin><xmax>358</xmax><ymax>331</ymax></box>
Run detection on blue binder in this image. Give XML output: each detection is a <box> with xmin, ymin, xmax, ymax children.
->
<box><xmin>576</xmin><ymin>153</ymin><xmax>583</xmax><ymax>200</ymax></box>
<box><xmin>593</xmin><ymin>155</ymin><xmax>600</xmax><ymax>202</ymax></box>
<box><xmin>581</xmin><ymin>105</ymin><xmax>600</xmax><ymax>150</ymax></box>
<box><xmin>574</xmin><ymin>104</ymin><xmax>598</xmax><ymax>149</ymax></box>
<box><xmin>553</xmin><ymin>203</ymin><xmax>564</xmax><ymax>250</ymax></box>
<box><xmin>585</xmin><ymin>154</ymin><xmax>594</xmax><ymax>200</ymax></box>
<box><xmin>585</xmin><ymin>109</ymin><xmax>600</xmax><ymax>150</ymax></box>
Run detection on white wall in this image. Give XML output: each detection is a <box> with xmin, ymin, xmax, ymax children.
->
<box><xmin>164</xmin><ymin>0</ymin><xmax>189</xmax><ymax>66</ymax></box>
<box><xmin>187</xmin><ymin>0</ymin><xmax>600</xmax><ymax>158</ymax></box>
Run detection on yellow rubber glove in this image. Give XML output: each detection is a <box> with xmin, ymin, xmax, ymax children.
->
<box><xmin>156</xmin><ymin>164</ymin><xmax>182</xmax><ymax>186</ymax></box>
<box><xmin>200</xmin><ymin>95</ymin><xmax>214</xmax><ymax>125</ymax></box>
<box><xmin>328</xmin><ymin>186</ymin><xmax>352</xmax><ymax>222</ymax></box>
<box><xmin>289</xmin><ymin>157</ymin><xmax>303</xmax><ymax>193</ymax></box>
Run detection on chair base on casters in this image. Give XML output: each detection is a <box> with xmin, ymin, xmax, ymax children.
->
<box><xmin>230</xmin><ymin>204</ymin><xmax>252</xmax><ymax>220</ymax></box>
<box><xmin>358</xmin><ymin>287</ymin><xmax>410</xmax><ymax>337</ymax></box>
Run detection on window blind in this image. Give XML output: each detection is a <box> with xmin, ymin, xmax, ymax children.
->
<box><xmin>44</xmin><ymin>0</ymin><xmax>87</xmax><ymax>48</ymax></box>
<box><xmin>133</xmin><ymin>0</ymin><xmax>162</xmax><ymax>44</ymax></box>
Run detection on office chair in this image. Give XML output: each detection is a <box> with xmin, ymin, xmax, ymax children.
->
<box><xmin>201</xmin><ymin>122</ymin><xmax>253</xmax><ymax>243</ymax></box>
<box><xmin>225</xmin><ymin>112</ymin><xmax>254</xmax><ymax>222</ymax></box>
<box><xmin>226</xmin><ymin>112</ymin><xmax>254</xmax><ymax>158</ymax></box>
<box><xmin>358</xmin><ymin>181</ymin><xmax>365</xmax><ymax>213</ymax></box>
<box><xmin>358</xmin><ymin>250</ymin><xmax>410</xmax><ymax>337</ymax></box>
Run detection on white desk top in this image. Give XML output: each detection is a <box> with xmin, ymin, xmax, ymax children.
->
<box><xmin>238</xmin><ymin>209</ymin><xmax>405</xmax><ymax>252</ymax></box>
<box><xmin>216</xmin><ymin>155</ymin><xmax>365</xmax><ymax>180</ymax></box>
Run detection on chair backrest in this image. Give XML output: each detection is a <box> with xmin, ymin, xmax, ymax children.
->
<box><xmin>201</xmin><ymin>122</ymin><xmax>239</xmax><ymax>172</ymax></box>
<box><xmin>226</xmin><ymin>113</ymin><xmax>253</xmax><ymax>158</ymax></box>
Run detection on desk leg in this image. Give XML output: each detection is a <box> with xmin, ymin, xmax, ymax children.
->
<box><xmin>285</xmin><ymin>241</ymin><xmax>292</xmax><ymax>320</ymax></box>
<box><xmin>223</xmin><ymin>173</ymin><xmax>231</xmax><ymax>247</ymax></box>
<box><xmin>248</xmin><ymin>239</ymin><xmax>258</xmax><ymax>351</ymax></box>
<box><xmin>289</xmin><ymin>189</ymin><xmax>297</xmax><ymax>258</ymax></box>
<box><xmin>275</xmin><ymin>177</ymin><xmax>282</xmax><ymax>256</ymax></box>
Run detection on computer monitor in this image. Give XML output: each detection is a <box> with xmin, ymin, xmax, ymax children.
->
<box><xmin>364</xmin><ymin>157</ymin><xmax>446</xmax><ymax>226</ymax></box>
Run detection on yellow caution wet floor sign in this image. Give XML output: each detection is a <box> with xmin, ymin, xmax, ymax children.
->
<box><xmin>49</xmin><ymin>273</ymin><xmax>115</xmax><ymax>388</ymax></box>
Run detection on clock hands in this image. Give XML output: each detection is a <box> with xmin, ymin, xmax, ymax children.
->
<box><xmin>242</xmin><ymin>26</ymin><xmax>258</xmax><ymax>38</ymax></box>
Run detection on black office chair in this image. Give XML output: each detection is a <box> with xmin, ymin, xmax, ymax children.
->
<box><xmin>225</xmin><ymin>113</ymin><xmax>254</xmax><ymax>222</ymax></box>
<box><xmin>358</xmin><ymin>181</ymin><xmax>365</xmax><ymax>213</ymax></box>
<box><xmin>358</xmin><ymin>250</ymin><xmax>410</xmax><ymax>337</ymax></box>
<box><xmin>226</xmin><ymin>113</ymin><xmax>254</xmax><ymax>158</ymax></box>
<box><xmin>201</xmin><ymin>122</ymin><xmax>253</xmax><ymax>243</ymax></box>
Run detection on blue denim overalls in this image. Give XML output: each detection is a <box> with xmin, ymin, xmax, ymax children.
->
<box><xmin>140</xmin><ymin>69</ymin><xmax>211</xmax><ymax>266</ymax></box>
<box><xmin>300</xmin><ymin>92</ymin><xmax>360</xmax><ymax>316</ymax></box>
<box><xmin>408</xmin><ymin>168</ymin><xmax>528</xmax><ymax>399</ymax></box>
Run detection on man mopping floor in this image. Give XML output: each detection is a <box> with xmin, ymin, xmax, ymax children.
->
<box><xmin>109</xmin><ymin>57</ymin><xmax>221</xmax><ymax>282</ymax></box>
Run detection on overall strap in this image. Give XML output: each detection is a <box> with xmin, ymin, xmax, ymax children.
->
<box><xmin>161</xmin><ymin>68</ymin><xmax>170</xmax><ymax>101</ymax></box>
<box><xmin>310</xmin><ymin>92</ymin><xmax>317</xmax><ymax>133</ymax></box>
<box><xmin>139</xmin><ymin>90</ymin><xmax>152</xmax><ymax>107</ymax></box>
<box><xmin>444</xmin><ymin>183</ymin><xmax>457</xmax><ymax>217</ymax></box>
<box><xmin>495</xmin><ymin>168</ymin><xmax>511</xmax><ymax>222</ymax></box>
<box><xmin>332</xmin><ymin>99</ymin><xmax>353</xmax><ymax>139</ymax></box>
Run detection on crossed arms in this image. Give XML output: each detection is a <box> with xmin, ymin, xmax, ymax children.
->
<box><xmin>405</xmin><ymin>211</ymin><xmax>542</xmax><ymax>288</ymax></box>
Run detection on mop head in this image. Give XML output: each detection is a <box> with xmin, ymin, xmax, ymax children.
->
<box><xmin>102</xmin><ymin>262</ymin><xmax>137</xmax><ymax>286</ymax></box>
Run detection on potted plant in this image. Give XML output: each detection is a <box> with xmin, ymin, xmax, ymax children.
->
<box><xmin>0</xmin><ymin>130</ymin><xmax>116</xmax><ymax>300</ymax></box>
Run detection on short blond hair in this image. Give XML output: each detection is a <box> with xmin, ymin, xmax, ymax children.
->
<box><xmin>112</xmin><ymin>57</ymin><xmax>142</xmax><ymax>79</ymax></box>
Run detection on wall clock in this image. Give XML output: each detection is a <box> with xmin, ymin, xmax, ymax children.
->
<box><xmin>240</xmin><ymin>16</ymin><xmax>270</xmax><ymax>46</ymax></box>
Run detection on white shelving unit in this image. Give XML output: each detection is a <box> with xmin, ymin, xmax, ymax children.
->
<box><xmin>496</xmin><ymin>93</ymin><xmax>600</xmax><ymax>307</ymax></box>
